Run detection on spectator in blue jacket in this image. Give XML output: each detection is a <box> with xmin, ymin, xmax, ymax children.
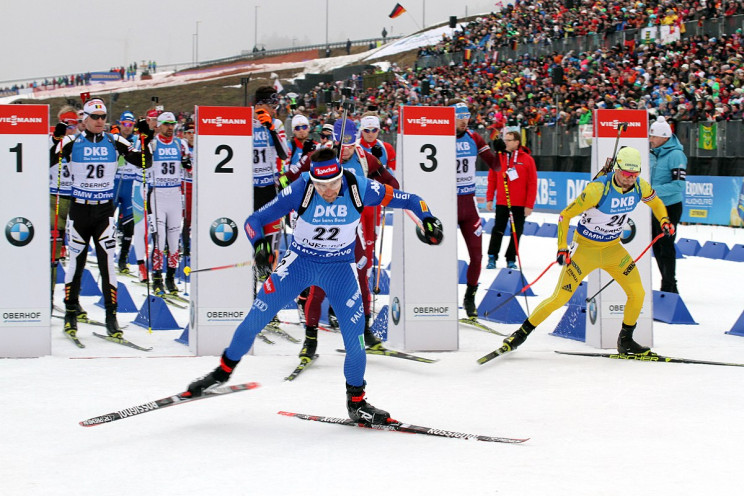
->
<box><xmin>649</xmin><ymin>116</ymin><xmax>687</xmax><ymax>294</ymax></box>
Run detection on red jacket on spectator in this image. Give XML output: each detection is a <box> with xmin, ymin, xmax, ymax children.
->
<box><xmin>486</xmin><ymin>145</ymin><xmax>537</xmax><ymax>208</ymax></box>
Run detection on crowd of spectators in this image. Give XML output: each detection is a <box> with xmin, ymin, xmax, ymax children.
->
<box><xmin>288</xmin><ymin>0</ymin><xmax>744</xmax><ymax>135</ymax></box>
<box><xmin>1</xmin><ymin>61</ymin><xmax>157</xmax><ymax>97</ymax></box>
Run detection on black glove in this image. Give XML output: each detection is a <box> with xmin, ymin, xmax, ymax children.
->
<box><xmin>491</xmin><ymin>138</ymin><xmax>506</xmax><ymax>153</ymax></box>
<box><xmin>53</xmin><ymin>122</ymin><xmax>68</xmax><ymax>140</ymax></box>
<box><xmin>302</xmin><ymin>140</ymin><xmax>316</xmax><ymax>155</ymax></box>
<box><xmin>181</xmin><ymin>158</ymin><xmax>192</xmax><ymax>170</ymax></box>
<box><xmin>416</xmin><ymin>216</ymin><xmax>443</xmax><ymax>245</ymax></box>
<box><xmin>556</xmin><ymin>249</ymin><xmax>571</xmax><ymax>266</ymax></box>
<box><xmin>254</xmin><ymin>238</ymin><xmax>276</xmax><ymax>281</ymax></box>
<box><xmin>370</xmin><ymin>143</ymin><xmax>384</xmax><ymax>158</ymax></box>
<box><xmin>136</xmin><ymin>119</ymin><xmax>154</xmax><ymax>143</ymax></box>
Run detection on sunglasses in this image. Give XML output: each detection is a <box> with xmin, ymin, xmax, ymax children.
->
<box><xmin>362</xmin><ymin>128</ymin><xmax>379</xmax><ymax>133</ymax></box>
<box><xmin>294</xmin><ymin>125</ymin><xmax>309</xmax><ymax>131</ymax></box>
<box><xmin>86</xmin><ymin>113</ymin><xmax>107</xmax><ymax>121</ymax></box>
<box><xmin>456</xmin><ymin>113</ymin><xmax>471</xmax><ymax>120</ymax></box>
<box><xmin>121</xmin><ymin>121</ymin><xmax>134</xmax><ymax>127</ymax></box>
<box><xmin>256</xmin><ymin>94</ymin><xmax>279</xmax><ymax>105</ymax></box>
<box><xmin>320</xmin><ymin>134</ymin><xmax>333</xmax><ymax>140</ymax></box>
<box><xmin>617</xmin><ymin>169</ymin><xmax>639</xmax><ymax>178</ymax></box>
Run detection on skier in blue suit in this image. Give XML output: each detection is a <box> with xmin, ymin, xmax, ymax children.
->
<box><xmin>186</xmin><ymin>148</ymin><xmax>444</xmax><ymax>425</ymax></box>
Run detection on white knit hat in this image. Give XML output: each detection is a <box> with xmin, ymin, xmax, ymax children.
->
<box><xmin>291</xmin><ymin>114</ymin><xmax>309</xmax><ymax>129</ymax></box>
<box><xmin>649</xmin><ymin>116</ymin><xmax>672</xmax><ymax>138</ymax></box>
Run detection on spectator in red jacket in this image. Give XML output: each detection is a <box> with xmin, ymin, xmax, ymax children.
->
<box><xmin>485</xmin><ymin>130</ymin><xmax>537</xmax><ymax>269</ymax></box>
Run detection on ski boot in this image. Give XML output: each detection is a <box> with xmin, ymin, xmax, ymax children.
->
<box><xmin>507</xmin><ymin>261</ymin><xmax>518</xmax><ymax>270</ymax></box>
<box><xmin>63</xmin><ymin>308</ymin><xmax>78</xmax><ymax>338</ymax></box>
<box><xmin>185</xmin><ymin>352</ymin><xmax>240</xmax><ymax>397</ymax></box>
<box><xmin>617</xmin><ymin>323</ymin><xmax>652</xmax><ymax>355</ymax></box>
<box><xmin>299</xmin><ymin>325</ymin><xmax>318</xmax><ymax>361</ymax></box>
<box><xmin>328</xmin><ymin>307</ymin><xmax>339</xmax><ymax>329</ymax></box>
<box><xmin>105</xmin><ymin>309</ymin><xmax>123</xmax><ymax>339</ymax></box>
<box><xmin>75</xmin><ymin>303</ymin><xmax>88</xmax><ymax>321</ymax></box>
<box><xmin>118</xmin><ymin>255</ymin><xmax>129</xmax><ymax>274</ymax></box>
<box><xmin>152</xmin><ymin>271</ymin><xmax>165</xmax><ymax>296</ymax></box>
<box><xmin>165</xmin><ymin>267</ymin><xmax>178</xmax><ymax>294</ymax></box>
<box><xmin>503</xmin><ymin>320</ymin><xmax>536</xmax><ymax>352</ymax></box>
<box><xmin>463</xmin><ymin>284</ymin><xmax>478</xmax><ymax>318</ymax></box>
<box><xmin>346</xmin><ymin>383</ymin><xmax>391</xmax><ymax>425</ymax></box>
<box><xmin>486</xmin><ymin>255</ymin><xmax>496</xmax><ymax>270</ymax></box>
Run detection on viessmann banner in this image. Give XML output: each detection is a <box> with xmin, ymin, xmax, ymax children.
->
<box><xmin>475</xmin><ymin>171</ymin><xmax>744</xmax><ymax>227</ymax></box>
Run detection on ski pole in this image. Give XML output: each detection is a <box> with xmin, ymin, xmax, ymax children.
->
<box><xmin>140</xmin><ymin>133</ymin><xmax>152</xmax><ymax>334</ymax></box>
<box><xmin>483</xmin><ymin>261</ymin><xmax>557</xmax><ymax>318</ymax></box>
<box><xmin>502</xmin><ymin>171</ymin><xmax>530</xmax><ymax>314</ymax></box>
<box><xmin>183</xmin><ymin>260</ymin><xmax>254</xmax><ymax>276</ymax></box>
<box><xmin>585</xmin><ymin>233</ymin><xmax>664</xmax><ymax>304</ymax></box>
<box><xmin>374</xmin><ymin>206</ymin><xmax>386</xmax><ymax>295</ymax></box>
<box><xmin>404</xmin><ymin>209</ymin><xmax>423</xmax><ymax>229</ymax></box>
<box><xmin>51</xmin><ymin>138</ymin><xmax>64</xmax><ymax>307</ymax></box>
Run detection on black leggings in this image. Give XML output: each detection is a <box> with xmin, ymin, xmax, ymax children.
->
<box><xmin>487</xmin><ymin>205</ymin><xmax>526</xmax><ymax>263</ymax></box>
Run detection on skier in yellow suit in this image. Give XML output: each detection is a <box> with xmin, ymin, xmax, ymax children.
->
<box><xmin>502</xmin><ymin>146</ymin><xmax>675</xmax><ymax>355</ymax></box>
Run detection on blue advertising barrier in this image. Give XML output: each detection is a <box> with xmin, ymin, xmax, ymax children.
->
<box><xmin>478</xmin><ymin>171</ymin><xmax>744</xmax><ymax>227</ymax></box>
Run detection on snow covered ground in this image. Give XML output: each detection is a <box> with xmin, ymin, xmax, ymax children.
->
<box><xmin>3</xmin><ymin>213</ymin><xmax>744</xmax><ymax>495</ymax></box>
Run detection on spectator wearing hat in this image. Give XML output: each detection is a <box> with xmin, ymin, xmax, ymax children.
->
<box><xmin>649</xmin><ymin>116</ymin><xmax>686</xmax><ymax>294</ymax></box>
<box><xmin>288</xmin><ymin>114</ymin><xmax>317</xmax><ymax>166</ymax></box>
<box><xmin>148</xmin><ymin>111</ymin><xmax>192</xmax><ymax>296</ymax></box>
<box><xmin>51</xmin><ymin>98</ymin><xmax>152</xmax><ymax>340</ymax></box>
<box><xmin>49</xmin><ymin>106</ymin><xmax>79</xmax><ymax>299</ymax></box>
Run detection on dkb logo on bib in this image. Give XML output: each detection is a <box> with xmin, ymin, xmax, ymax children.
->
<box><xmin>210</xmin><ymin>217</ymin><xmax>238</xmax><ymax>247</ymax></box>
<box><xmin>5</xmin><ymin>217</ymin><xmax>35</xmax><ymax>247</ymax></box>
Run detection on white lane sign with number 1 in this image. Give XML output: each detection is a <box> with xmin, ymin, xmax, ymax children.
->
<box><xmin>0</xmin><ymin>105</ymin><xmax>50</xmax><ymax>357</ymax></box>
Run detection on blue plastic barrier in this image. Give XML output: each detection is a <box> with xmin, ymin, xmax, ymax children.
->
<box><xmin>676</xmin><ymin>238</ymin><xmax>701</xmax><ymax>256</ymax></box>
<box><xmin>369</xmin><ymin>269</ymin><xmax>390</xmax><ymax>295</ymax></box>
<box><xmin>725</xmin><ymin>310</ymin><xmax>744</xmax><ymax>336</ymax></box>
<box><xmin>175</xmin><ymin>324</ymin><xmax>189</xmax><ymax>345</ymax></box>
<box><xmin>370</xmin><ymin>305</ymin><xmax>389</xmax><ymax>341</ymax></box>
<box><xmin>95</xmin><ymin>282</ymin><xmax>137</xmax><ymax>313</ymax></box>
<box><xmin>724</xmin><ymin>244</ymin><xmax>744</xmax><ymax>262</ymax></box>
<box><xmin>80</xmin><ymin>269</ymin><xmax>102</xmax><ymax>297</ymax></box>
<box><xmin>478</xmin><ymin>290</ymin><xmax>527</xmax><ymax>324</ymax></box>
<box><xmin>522</xmin><ymin>221</ymin><xmax>539</xmax><ymax>236</ymax></box>
<box><xmin>133</xmin><ymin>295</ymin><xmax>182</xmax><ymax>330</ymax></box>
<box><xmin>458</xmin><ymin>260</ymin><xmax>468</xmax><ymax>284</ymax></box>
<box><xmin>696</xmin><ymin>241</ymin><xmax>729</xmax><ymax>260</ymax></box>
<box><xmin>535</xmin><ymin>223</ymin><xmax>558</xmax><ymax>238</ymax></box>
<box><xmin>551</xmin><ymin>305</ymin><xmax>586</xmax><ymax>342</ymax></box>
<box><xmin>652</xmin><ymin>291</ymin><xmax>697</xmax><ymax>325</ymax></box>
<box><xmin>56</xmin><ymin>262</ymin><xmax>66</xmax><ymax>284</ymax></box>
<box><xmin>483</xmin><ymin>218</ymin><xmax>495</xmax><ymax>235</ymax></box>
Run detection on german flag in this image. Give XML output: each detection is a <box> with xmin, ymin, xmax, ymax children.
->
<box><xmin>389</xmin><ymin>3</ymin><xmax>406</xmax><ymax>19</ymax></box>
